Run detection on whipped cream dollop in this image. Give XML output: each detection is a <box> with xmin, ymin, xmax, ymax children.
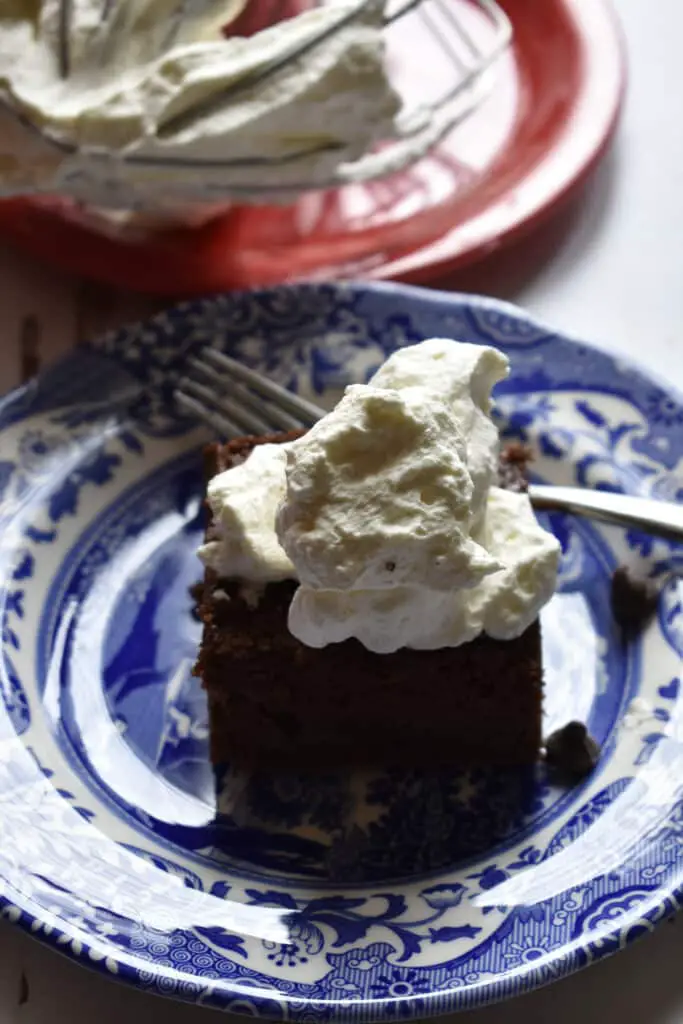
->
<box><xmin>277</xmin><ymin>383</ymin><xmax>502</xmax><ymax>592</ymax></box>
<box><xmin>0</xmin><ymin>0</ymin><xmax>400</xmax><ymax>208</ymax></box>
<box><xmin>200</xmin><ymin>339</ymin><xmax>560</xmax><ymax>653</ymax></box>
<box><xmin>370</xmin><ymin>339</ymin><xmax>508</xmax><ymax>526</ymax></box>
<box><xmin>199</xmin><ymin>444</ymin><xmax>294</xmax><ymax>583</ymax></box>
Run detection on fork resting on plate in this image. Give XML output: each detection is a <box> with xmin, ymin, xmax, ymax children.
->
<box><xmin>175</xmin><ymin>348</ymin><xmax>683</xmax><ymax>545</ymax></box>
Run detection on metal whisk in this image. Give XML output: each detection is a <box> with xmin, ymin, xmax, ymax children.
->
<box><xmin>151</xmin><ymin>0</ymin><xmax>514</xmax><ymax>192</ymax></box>
<box><xmin>2</xmin><ymin>0</ymin><xmax>512</xmax><ymax>203</ymax></box>
<box><xmin>371</xmin><ymin>0</ymin><xmax>512</xmax><ymax>181</ymax></box>
<box><xmin>161</xmin><ymin>0</ymin><xmax>514</xmax><ymax>193</ymax></box>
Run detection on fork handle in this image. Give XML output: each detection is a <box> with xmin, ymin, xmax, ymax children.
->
<box><xmin>529</xmin><ymin>484</ymin><xmax>683</xmax><ymax>544</ymax></box>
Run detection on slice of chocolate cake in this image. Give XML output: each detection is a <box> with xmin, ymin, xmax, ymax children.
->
<box><xmin>196</xmin><ymin>437</ymin><xmax>543</xmax><ymax>770</ymax></box>
<box><xmin>194</xmin><ymin>339</ymin><xmax>560</xmax><ymax>772</ymax></box>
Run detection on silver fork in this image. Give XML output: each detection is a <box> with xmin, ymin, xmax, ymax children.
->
<box><xmin>175</xmin><ymin>349</ymin><xmax>683</xmax><ymax>544</ymax></box>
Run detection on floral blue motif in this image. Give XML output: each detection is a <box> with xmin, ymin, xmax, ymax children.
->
<box><xmin>0</xmin><ymin>283</ymin><xmax>681</xmax><ymax>1020</ymax></box>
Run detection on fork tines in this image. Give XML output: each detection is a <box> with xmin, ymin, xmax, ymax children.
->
<box><xmin>175</xmin><ymin>348</ymin><xmax>324</xmax><ymax>439</ymax></box>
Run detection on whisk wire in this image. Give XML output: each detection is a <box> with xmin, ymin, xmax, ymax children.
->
<box><xmin>16</xmin><ymin>0</ymin><xmax>512</xmax><ymax>194</ymax></box>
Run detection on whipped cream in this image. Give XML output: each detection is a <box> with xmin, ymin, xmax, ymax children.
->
<box><xmin>200</xmin><ymin>339</ymin><xmax>560</xmax><ymax>653</ymax></box>
<box><xmin>285</xmin><ymin>486</ymin><xmax>559</xmax><ymax>651</ymax></box>
<box><xmin>198</xmin><ymin>444</ymin><xmax>294</xmax><ymax>583</ymax></box>
<box><xmin>0</xmin><ymin>0</ymin><xmax>401</xmax><ymax>208</ymax></box>
<box><xmin>371</xmin><ymin>339</ymin><xmax>510</xmax><ymax>525</ymax></box>
<box><xmin>277</xmin><ymin>383</ymin><xmax>502</xmax><ymax>592</ymax></box>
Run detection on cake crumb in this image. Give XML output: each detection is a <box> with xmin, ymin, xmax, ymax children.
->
<box><xmin>500</xmin><ymin>441</ymin><xmax>532</xmax><ymax>465</ymax></box>
<box><xmin>611</xmin><ymin>567</ymin><xmax>659</xmax><ymax>641</ymax></box>
<box><xmin>497</xmin><ymin>443</ymin><xmax>532</xmax><ymax>493</ymax></box>
<box><xmin>544</xmin><ymin>721</ymin><xmax>600</xmax><ymax>783</ymax></box>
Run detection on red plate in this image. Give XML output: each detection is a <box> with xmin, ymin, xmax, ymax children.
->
<box><xmin>0</xmin><ymin>0</ymin><xmax>625</xmax><ymax>296</ymax></box>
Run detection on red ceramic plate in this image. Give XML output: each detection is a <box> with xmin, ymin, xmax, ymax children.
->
<box><xmin>0</xmin><ymin>0</ymin><xmax>625</xmax><ymax>296</ymax></box>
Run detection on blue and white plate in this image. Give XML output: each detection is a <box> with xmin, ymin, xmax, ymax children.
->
<box><xmin>0</xmin><ymin>283</ymin><xmax>681</xmax><ymax>1018</ymax></box>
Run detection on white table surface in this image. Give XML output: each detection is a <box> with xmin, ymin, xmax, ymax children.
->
<box><xmin>1</xmin><ymin>0</ymin><xmax>683</xmax><ymax>1020</ymax></box>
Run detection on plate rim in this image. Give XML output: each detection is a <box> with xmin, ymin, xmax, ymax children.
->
<box><xmin>377</xmin><ymin>0</ymin><xmax>627</xmax><ymax>284</ymax></box>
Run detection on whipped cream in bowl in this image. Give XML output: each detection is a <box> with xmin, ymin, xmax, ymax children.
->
<box><xmin>0</xmin><ymin>0</ymin><xmax>402</xmax><ymax>225</ymax></box>
<box><xmin>200</xmin><ymin>338</ymin><xmax>561</xmax><ymax>654</ymax></box>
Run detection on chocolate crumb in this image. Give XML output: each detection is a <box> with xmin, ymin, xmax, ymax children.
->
<box><xmin>611</xmin><ymin>567</ymin><xmax>659</xmax><ymax>641</ymax></box>
<box><xmin>500</xmin><ymin>441</ymin><xmax>532</xmax><ymax>465</ymax></box>
<box><xmin>544</xmin><ymin>721</ymin><xmax>600</xmax><ymax>783</ymax></box>
<box><xmin>497</xmin><ymin>443</ymin><xmax>532</xmax><ymax>493</ymax></box>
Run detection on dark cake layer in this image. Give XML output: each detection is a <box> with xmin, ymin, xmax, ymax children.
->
<box><xmin>196</xmin><ymin>435</ymin><xmax>543</xmax><ymax>771</ymax></box>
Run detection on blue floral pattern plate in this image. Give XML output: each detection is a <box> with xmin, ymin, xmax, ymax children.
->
<box><xmin>0</xmin><ymin>282</ymin><xmax>681</xmax><ymax>1018</ymax></box>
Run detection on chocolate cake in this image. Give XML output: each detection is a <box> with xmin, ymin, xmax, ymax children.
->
<box><xmin>195</xmin><ymin>434</ymin><xmax>544</xmax><ymax>772</ymax></box>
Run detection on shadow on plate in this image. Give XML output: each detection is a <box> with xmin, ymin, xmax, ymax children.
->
<box><xmin>211</xmin><ymin>760</ymin><xmax>543</xmax><ymax>883</ymax></box>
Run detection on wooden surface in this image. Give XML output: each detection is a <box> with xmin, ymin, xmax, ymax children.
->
<box><xmin>0</xmin><ymin>248</ymin><xmax>160</xmax><ymax>392</ymax></box>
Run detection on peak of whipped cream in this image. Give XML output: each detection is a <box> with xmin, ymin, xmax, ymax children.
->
<box><xmin>370</xmin><ymin>338</ymin><xmax>509</xmax><ymax>524</ymax></box>
<box><xmin>277</xmin><ymin>382</ymin><xmax>502</xmax><ymax>592</ymax></box>
<box><xmin>200</xmin><ymin>338</ymin><xmax>560</xmax><ymax>653</ymax></box>
<box><xmin>0</xmin><ymin>0</ymin><xmax>401</xmax><ymax>208</ymax></box>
